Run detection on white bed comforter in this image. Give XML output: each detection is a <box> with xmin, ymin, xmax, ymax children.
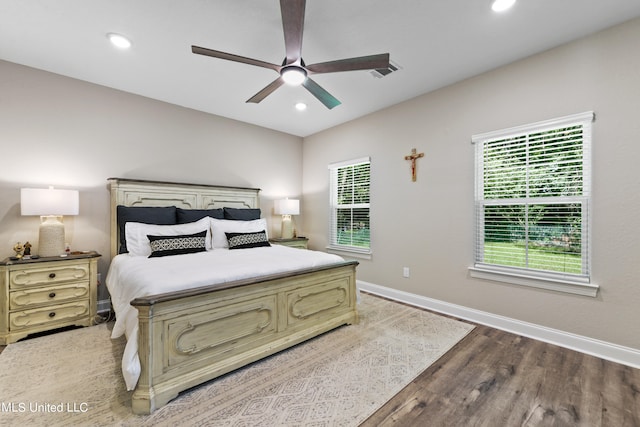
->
<box><xmin>106</xmin><ymin>245</ymin><xmax>345</xmax><ymax>390</ymax></box>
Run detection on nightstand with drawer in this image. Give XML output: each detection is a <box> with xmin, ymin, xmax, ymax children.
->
<box><xmin>0</xmin><ymin>252</ymin><xmax>101</xmax><ymax>344</ymax></box>
<box><xmin>269</xmin><ymin>237</ymin><xmax>309</xmax><ymax>249</ymax></box>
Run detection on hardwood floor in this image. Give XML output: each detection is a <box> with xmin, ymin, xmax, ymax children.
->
<box><xmin>361</xmin><ymin>323</ymin><xmax>640</xmax><ymax>427</ymax></box>
<box><xmin>2</xmin><ymin>304</ymin><xmax>638</xmax><ymax>426</ymax></box>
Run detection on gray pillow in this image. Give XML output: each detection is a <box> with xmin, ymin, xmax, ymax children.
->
<box><xmin>223</xmin><ymin>207</ymin><xmax>261</xmax><ymax>221</ymax></box>
<box><xmin>177</xmin><ymin>208</ymin><xmax>224</xmax><ymax>223</ymax></box>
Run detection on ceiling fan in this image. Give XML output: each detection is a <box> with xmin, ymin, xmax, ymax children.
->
<box><xmin>191</xmin><ymin>0</ymin><xmax>390</xmax><ymax>109</ymax></box>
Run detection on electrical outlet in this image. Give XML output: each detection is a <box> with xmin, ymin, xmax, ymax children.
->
<box><xmin>403</xmin><ymin>267</ymin><xmax>410</xmax><ymax>278</ymax></box>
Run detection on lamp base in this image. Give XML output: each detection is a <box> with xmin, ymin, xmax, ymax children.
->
<box><xmin>38</xmin><ymin>215</ymin><xmax>66</xmax><ymax>257</ymax></box>
<box><xmin>280</xmin><ymin>215</ymin><xmax>294</xmax><ymax>239</ymax></box>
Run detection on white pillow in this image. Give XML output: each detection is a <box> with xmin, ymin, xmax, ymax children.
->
<box><xmin>210</xmin><ymin>218</ymin><xmax>268</xmax><ymax>249</ymax></box>
<box><xmin>125</xmin><ymin>217</ymin><xmax>212</xmax><ymax>257</ymax></box>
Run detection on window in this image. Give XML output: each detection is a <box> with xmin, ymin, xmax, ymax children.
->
<box><xmin>471</xmin><ymin>112</ymin><xmax>597</xmax><ymax>296</ymax></box>
<box><xmin>328</xmin><ymin>157</ymin><xmax>371</xmax><ymax>255</ymax></box>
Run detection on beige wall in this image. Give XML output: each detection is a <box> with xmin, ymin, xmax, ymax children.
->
<box><xmin>1</xmin><ymin>18</ymin><xmax>638</xmax><ymax>351</ymax></box>
<box><xmin>303</xmin><ymin>18</ymin><xmax>640</xmax><ymax>350</ymax></box>
<box><xmin>0</xmin><ymin>60</ymin><xmax>303</xmax><ymax>302</ymax></box>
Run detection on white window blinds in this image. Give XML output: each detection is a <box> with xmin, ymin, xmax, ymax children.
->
<box><xmin>472</xmin><ymin>112</ymin><xmax>593</xmax><ymax>284</ymax></box>
<box><xmin>328</xmin><ymin>157</ymin><xmax>371</xmax><ymax>254</ymax></box>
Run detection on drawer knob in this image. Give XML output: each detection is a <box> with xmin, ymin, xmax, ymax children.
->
<box><xmin>49</xmin><ymin>273</ymin><xmax>56</xmax><ymax>279</ymax></box>
<box><xmin>49</xmin><ymin>292</ymin><xmax>56</xmax><ymax>298</ymax></box>
<box><xmin>48</xmin><ymin>312</ymin><xmax>56</xmax><ymax>318</ymax></box>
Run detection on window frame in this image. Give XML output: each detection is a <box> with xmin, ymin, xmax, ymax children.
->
<box><xmin>470</xmin><ymin>112</ymin><xmax>598</xmax><ymax>297</ymax></box>
<box><xmin>327</xmin><ymin>157</ymin><xmax>372</xmax><ymax>258</ymax></box>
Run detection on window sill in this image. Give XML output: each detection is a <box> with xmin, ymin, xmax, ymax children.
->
<box><xmin>327</xmin><ymin>246</ymin><xmax>372</xmax><ymax>260</ymax></box>
<box><xmin>469</xmin><ymin>265</ymin><xmax>598</xmax><ymax>297</ymax></box>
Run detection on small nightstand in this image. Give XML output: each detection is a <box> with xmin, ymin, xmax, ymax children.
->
<box><xmin>0</xmin><ymin>251</ymin><xmax>101</xmax><ymax>344</ymax></box>
<box><xmin>269</xmin><ymin>237</ymin><xmax>309</xmax><ymax>249</ymax></box>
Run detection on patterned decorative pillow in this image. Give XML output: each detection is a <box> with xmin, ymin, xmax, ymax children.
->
<box><xmin>127</xmin><ymin>217</ymin><xmax>212</xmax><ymax>256</ymax></box>
<box><xmin>225</xmin><ymin>230</ymin><xmax>271</xmax><ymax>250</ymax></box>
<box><xmin>210</xmin><ymin>218</ymin><xmax>268</xmax><ymax>248</ymax></box>
<box><xmin>147</xmin><ymin>230</ymin><xmax>208</xmax><ymax>258</ymax></box>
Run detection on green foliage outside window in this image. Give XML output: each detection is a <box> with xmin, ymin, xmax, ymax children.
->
<box><xmin>333</xmin><ymin>161</ymin><xmax>370</xmax><ymax>249</ymax></box>
<box><xmin>479</xmin><ymin>124</ymin><xmax>587</xmax><ymax>275</ymax></box>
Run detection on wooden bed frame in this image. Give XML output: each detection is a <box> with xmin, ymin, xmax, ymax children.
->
<box><xmin>108</xmin><ymin>178</ymin><xmax>359</xmax><ymax>414</ymax></box>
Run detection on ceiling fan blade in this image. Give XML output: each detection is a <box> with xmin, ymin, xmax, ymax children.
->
<box><xmin>306</xmin><ymin>53</ymin><xmax>390</xmax><ymax>74</ymax></box>
<box><xmin>280</xmin><ymin>0</ymin><xmax>305</xmax><ymax>64</ymax></box>
<box><xmin>246</xmin><ymin>77</ymin><xmax>285</xmax><ymax>104</ymax></box>
<box><xmin>302</xmin><ymin>78</ymin><xmax>341</xmax><ymax>109</ymax></box>
<box><xmin>192</xmin><ymin>45</ymin><xmax>280</xmax><ymax>72</ymax></box>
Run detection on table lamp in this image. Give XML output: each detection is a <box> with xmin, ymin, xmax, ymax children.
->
<box><xmin>274</xmin><ymin>199</ymin><xmax>299</xmax><ymax>239</ymax></box>
<box><xmin>21</xmin><ymin>187</ymin><xmax>79</xmax><ymax>257</ymax></box>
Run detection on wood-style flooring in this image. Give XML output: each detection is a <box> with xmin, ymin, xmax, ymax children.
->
<box><xmin>361</xmin><ymin>321</ymin><xmax>640</xmax><ymax>427</ymax></box>
<box><xmin>2</xmin><ymin>307</ymin><xmax>639</xmax><ymax>426</ymax></box>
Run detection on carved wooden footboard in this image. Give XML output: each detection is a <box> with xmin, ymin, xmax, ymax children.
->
<box><xmin>108</xmin><ymin>178</ymin><xmax>359</xmax><ymax>414</ymax></box>
<box><xmin>130</xmin><ymin>261</ymin><xmax>358</xmax><ymax>414</ymax></box>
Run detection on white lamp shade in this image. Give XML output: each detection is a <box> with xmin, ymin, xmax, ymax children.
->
<box><xmin>274</xmin><ymin>199</ymin><xmax>300</xmax><ymax>215</ymax></box>
<box><xmin>21</xmin><ymin>188</ymin><xmax>79</xmax><ymax>216</ymax></box>
<box><xmin>20</xmin><ymin>188</ymin><xmax>79</xmax><ymax>257</ymax></box>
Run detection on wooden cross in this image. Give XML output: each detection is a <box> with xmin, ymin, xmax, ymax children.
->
<box><xmin>404</xmin><ymin>148</ymin><xmax>424</xmax><ymax>182</ymax></box>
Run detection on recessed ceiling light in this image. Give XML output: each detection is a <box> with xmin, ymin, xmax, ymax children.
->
<box><xmin>491</xmin><ymin>0</ymin><xmax>516</xmax><ymax>12</ymax></box>
<box><xmin>295</xmin><ymin>102</ymin><xmax>307</xmax><ymax>111</ymax></box>
<box><xmin>107</xmin><ymin>33</ymin><xmax>132</xmax><ymax>49</ymax></box>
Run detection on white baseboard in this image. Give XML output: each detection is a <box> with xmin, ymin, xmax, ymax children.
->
<box><xmin>358</xmin><ymin>280</ymin><xmax>640</xmax><ymax>369</ymax></box>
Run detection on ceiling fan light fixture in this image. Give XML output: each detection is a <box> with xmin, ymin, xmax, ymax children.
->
<box><xmin>281</xmin><ymin>67</ymin><xmax>307</xmax><ymax>86</ymax></box>
<box><xmin>491</xmin><ymin>0</ymin><xmax>516</xmax><ymax>12</ymax></box>
<box><xmin>191</xmin><ymin>0</ymin><xmax>388</xmax><ymax>108</ymax></box>
<box><xmin>295</xmin><ymin>102</ymin><xmax>307</xmax><ymax>111</ymax></box>
<box><xmin>107</xmin><ymin>33</ymin><xmax>132</xmax><ymax>49</ymax></box>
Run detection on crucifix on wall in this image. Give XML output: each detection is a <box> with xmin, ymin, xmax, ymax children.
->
<box><xmin>404</xmin><ymin>148</ymin><xmax>424</xmax><ymax>182</ymax></box>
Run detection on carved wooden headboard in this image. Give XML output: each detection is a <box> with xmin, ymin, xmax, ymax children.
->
<box><xmin>108</xmin><ymin>178</ymin><xmax>260</xmax><ymax>258</ymax></box>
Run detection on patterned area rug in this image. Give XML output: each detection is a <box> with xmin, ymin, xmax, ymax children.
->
<box><xmin>0</xmin><ymin>293</ymin><xmax>474</xmax><ymax>426</ymax></box>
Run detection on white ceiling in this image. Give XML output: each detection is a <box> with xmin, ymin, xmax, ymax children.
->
<box><xmin>2</xmin><ymin>1</ymin><xmax>640</xmax><ymax>137</ymax></box>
